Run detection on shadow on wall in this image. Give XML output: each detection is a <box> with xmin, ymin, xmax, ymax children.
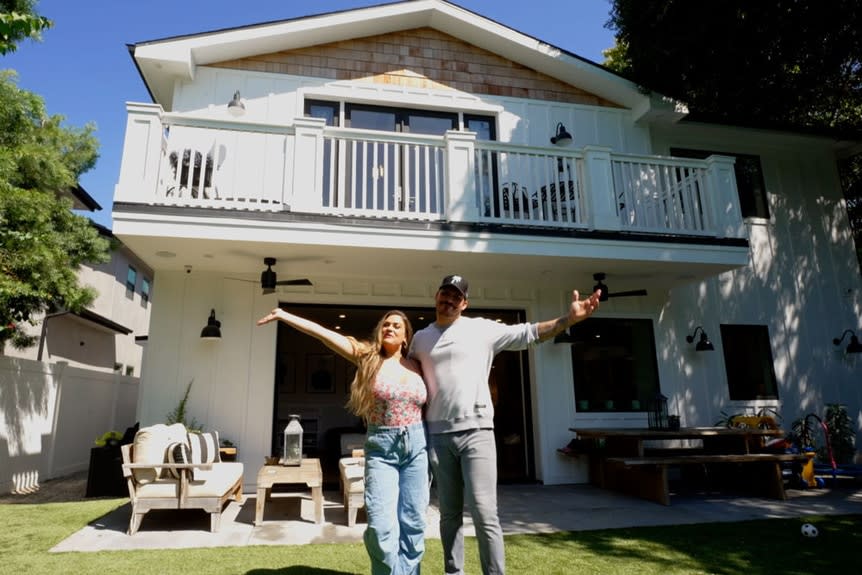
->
<box><xmin>0</xmin><ymin>356</ymin><xmax>139</xmax><ymax>495</ymax></box>
<box><xmin>0</xmin><ymin>357</ymin><xmax>54</xmax><ymax>494</ymax></box>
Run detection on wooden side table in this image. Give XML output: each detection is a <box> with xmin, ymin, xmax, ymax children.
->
<box><xmin>254</xmin><ymin>458</ymin><xmax>323</xmax><ymax>526</ymax></box>
<box><xmin>219</xmin><ymin>446</ymin><xmax>237</xmax><ymax>462</ymax></box>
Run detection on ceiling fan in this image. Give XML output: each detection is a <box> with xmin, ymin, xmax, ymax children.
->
<box><xmin>591</xmin><ymin>272</ymin><xmax>647</xmax><ymax>302</ymax></box>
<box><xmin>260</xmin><ymin>257</ymin><xmax>312</xmax><ymax>294</ymax></box>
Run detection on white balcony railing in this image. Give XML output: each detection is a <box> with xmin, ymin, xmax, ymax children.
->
<box><xmin>115</xmin><ymin>103</ymin><xmax>744</xmax><ymax>239</ymax></box>
<box><xmin>319</xmin><ymin>128</ymin><xmax>446</xmax><ymax>221</ymax></box>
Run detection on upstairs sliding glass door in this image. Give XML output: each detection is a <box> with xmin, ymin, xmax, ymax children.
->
<box><xmin>306</xmin><ymin>100</ymin><xmax>457</xmax><ymax>218</ymax></box>
<box><xmin>346</xmin><ymin>104</ymin><xmax>454</xmax><ymax>216</ymax></box>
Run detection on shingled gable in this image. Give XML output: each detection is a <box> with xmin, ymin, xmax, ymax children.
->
<box><xmin>129</xmin><ymin>0</ymin><xmax>684</xmax><ymax>123</ymax></box>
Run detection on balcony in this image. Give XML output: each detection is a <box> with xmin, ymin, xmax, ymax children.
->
<box><xmin>116</xmin><ymin>103</ymin><xmax>745</xmax><ymax>241</ymax></box>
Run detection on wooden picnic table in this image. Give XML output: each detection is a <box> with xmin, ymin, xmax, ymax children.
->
<box><xmin>567</xmin><ymin>426</ymin><xmax>808</xmax><ymax>505</ymax></box>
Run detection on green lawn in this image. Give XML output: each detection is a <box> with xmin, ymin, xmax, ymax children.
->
<box><xmin>0</xmin><ymin>498</ymin><xmax>859</xmax><ymax>575</ymax></box>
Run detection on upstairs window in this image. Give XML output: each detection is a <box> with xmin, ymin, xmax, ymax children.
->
<box><xmin>126</xmin><ymin>266</ymin><xmax>137</xmax><ymax>296</ymax></box>
<box><xmin>719</xmin><ymin>324</ymin><xmax>779</xmax><ymax>400</ymax></box>
<box><xmin>671</xmin><ymin>147</ymin><xmax>770</xmax><ymax>219</ymax></box>
<box><xmin>141</xmin><ymin>277</ymin><xmax>151</xmax><ymax>306</ymax></box>
<box><xmin>567</xmin><ymin>318</ymin><xmax>661</xmax><ymax>412</ymax></box>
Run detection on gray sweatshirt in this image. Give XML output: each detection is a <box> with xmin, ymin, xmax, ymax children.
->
<box><xmin>409</xmin><ymin>316</ymin><xmax>538</xmax><ymax>434</ymax></box>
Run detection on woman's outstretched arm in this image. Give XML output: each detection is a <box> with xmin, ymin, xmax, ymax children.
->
<box><xmin>257</xmin><ymin>308</ymin><xmax>356</xmax><ymax>362</ymax></box>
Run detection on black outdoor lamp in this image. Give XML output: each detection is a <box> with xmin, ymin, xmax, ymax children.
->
<box><xmin>686</xmin><ymin>326</ymin><xmax>714</xmax><ymax>351</ymax></box>
<box><xmin>550</xmin><ymin>122</ymin><xmax>573</xmax><ymax>146</ymax></box>
<box><xmin>833</xmin><ymin>329</ymin><xmax>862</xmax><ymax>354</ymax></box>
<box><xmin>200</xmin><ymin>309</ymin><xmax>222</xmax><ymax>340</ymax></box>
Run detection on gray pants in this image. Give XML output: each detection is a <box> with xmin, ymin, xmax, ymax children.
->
<box><xmin>429</xmin><ymin>428</ymin><xmax>504</xmax><ymax>575</ymax></box>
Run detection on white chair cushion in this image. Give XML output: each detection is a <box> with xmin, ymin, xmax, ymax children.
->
<box><xmin>132</xmin><ymin>423</ymin><xmax>187</xmax><ymax>484</ymax></box>
<box><xmin>135</xmin><ymin>462</ymin><xmax>244</xmax><ymax>499</ymax></box>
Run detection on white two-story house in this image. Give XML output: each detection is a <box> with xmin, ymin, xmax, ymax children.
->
<box><xmin>113</xmin><ymin>0</ymin><xmax>861</xmax><ymax>488</ymax></box>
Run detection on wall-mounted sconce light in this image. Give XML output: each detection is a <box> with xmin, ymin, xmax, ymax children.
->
<box><xmin>200</xmin><ymin>309</ymin><xmax>222</xmax><ymax>340</ymax></box>
<box><xmin>685</xmin><ymin>326</ymin><xmax>714</xmax><ymax>351</ymax></box>
<box><xmin>550</xmin><ymin>122</ymin><xmax>573</xmax><ymax>146</ymax></box>
<box><xmin>227</xmin><ymin>90</ymin><xmax>245</xmax><ymax>117</ymax></box>
<box><xmin>833</xmin><ymin>329</ymin><xmax>862</xmax><ymax>354</ymax></box>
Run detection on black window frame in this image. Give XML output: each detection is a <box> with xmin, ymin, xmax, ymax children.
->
<box><xmin>670</xmin><ymin>147</ymin><xmax>770</xmax><ymax>220</ymax></box>
<box><xmin>719</xmin><ymin>324</ymin><xmax>779</xmax><ymax>401</ymax></box>
<box><xmin>141</xmin><ymin>277</ymin><xmax>151</xmax><ymax>305</ymax></box>
<box><xmin>126</xmin><ymin>265</ymin><xmax>137</xmax><ymax>295</ymax></box>
<box><xmin>567</xmin><ymin>317</ymin><xmax>662</xmax><ymax>413</ymax></box>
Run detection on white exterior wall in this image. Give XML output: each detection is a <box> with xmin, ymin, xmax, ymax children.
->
<box><xmin>647</xmin><ymin>126</ymin><xmax>862</xmax><ymax>455</ymax></box>
<box><xmin>173</xmin><ymin>67</ymin><xmax>652</xmax><ymax>155</ymax></box>
<box><xmin>129</xmin><ymin>66</ymin><xmax>861</xmax><ymax>488</ymax></box>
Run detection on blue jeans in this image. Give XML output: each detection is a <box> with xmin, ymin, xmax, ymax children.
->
<box><xmin>364</xmin><ymin>422</ymin><xmax>429</xmax><ymax>575</ymax></box>
<box><xmin>429</xmin><ymin>428</ymin><xmax>504</xmax><ymax>575</ymax></box>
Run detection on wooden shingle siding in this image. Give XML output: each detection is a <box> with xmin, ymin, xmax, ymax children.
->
<box><xmin>211</xmin><ymin>28</ymin><xmax>620</xmax><ymax>107</ymax></box>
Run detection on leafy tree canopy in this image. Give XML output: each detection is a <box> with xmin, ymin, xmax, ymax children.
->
<box><xmin>604</xmin><ymin>0</ymin><xmax>862</xmax><ymax>133</ymax></box>
<box><xmin>0</xmin><ymin>70</ymin><xmax>109</xmax><ymax>351</ymax></box>
<box><xmin>0</xmin><ymin>0</ymin><xmax>52</xmax><ymax>55</ymax></box>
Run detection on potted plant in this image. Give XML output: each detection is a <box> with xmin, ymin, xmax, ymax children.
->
<box><xmin>821</xmin><ymin>404</ymin><xmax>855</xmax><ymax>464</ymax></box>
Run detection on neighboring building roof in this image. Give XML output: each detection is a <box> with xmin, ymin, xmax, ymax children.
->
<box><xmin>68</xmin><ymin>183</ymin><xmax>103</xmax><ymax>212</ymax></box>
<box><xmin>72</xmin><ymin>308</ymin><xmax>134</xmax><ymax>335</ymax></box>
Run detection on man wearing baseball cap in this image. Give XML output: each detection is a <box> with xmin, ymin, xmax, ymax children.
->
<box><xmin>410</xmin><ymin>274</ymin><xmax>601</xmax><ymax>575</ymax></box>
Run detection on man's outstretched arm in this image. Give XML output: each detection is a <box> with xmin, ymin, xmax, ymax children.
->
<box><xmin>535</xmin><ymin>289</ymin><xmax>601</xmax><ymax>342</ymax></box>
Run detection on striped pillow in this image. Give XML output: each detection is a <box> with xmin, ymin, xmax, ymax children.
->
<box><xmin>188</xmin><ymin>431</ymin><xmax>221</xmax><ymax>464</ymax></box>
<box><xmin>165</xmin><ymin>441</ymin><xmax>191</xmax><ymax>479</ymax></box>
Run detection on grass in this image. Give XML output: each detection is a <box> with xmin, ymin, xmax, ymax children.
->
<box><xmin>0</xmin><ymin>498</ymin><xmax>859</xmax><ymax>575</ymax></box>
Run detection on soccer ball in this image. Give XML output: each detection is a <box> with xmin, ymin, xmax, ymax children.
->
<box><xmin>801</xmin><ymin>523</ymin><xmax>819</xmax><ymax>538</ymax></box>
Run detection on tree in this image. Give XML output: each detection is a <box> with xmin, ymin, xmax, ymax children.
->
<box><xmin>0</xmin><ymin>70</ymin><xmax>109</xmax><ymax>352</ymax></box>
<box><xmin>0</xmin><ymin>0</ymin><xmax>52</xmax><ymax>55</ymax></box>
<box><xmin>604</xmin><ymin>1</ymin><xmax>862</xmax><ymax>132</ymax></box>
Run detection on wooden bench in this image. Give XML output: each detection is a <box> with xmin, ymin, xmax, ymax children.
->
<box><xmin>600</xmin><ymin>452</ymin><xmax>810</xmax><ymax>505</ymax></box>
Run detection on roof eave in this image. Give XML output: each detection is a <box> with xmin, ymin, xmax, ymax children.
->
<box><xmin>130</xmin><ymin>0</ymin><xmax>652</xmax><ymax>112</ymax></box>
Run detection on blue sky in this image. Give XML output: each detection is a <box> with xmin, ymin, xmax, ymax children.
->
<box><xmin>2</xmin><ymin>0</ymin><xmax>616</xmax><ymax>228</ymax></box>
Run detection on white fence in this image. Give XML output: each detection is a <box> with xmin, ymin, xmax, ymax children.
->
<box><xmin>0</xmin><ymin>357</ymin><xmax>139</xmax><ymax>494</ymax></box>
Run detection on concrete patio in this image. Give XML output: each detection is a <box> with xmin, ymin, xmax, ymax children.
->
<box><xmin>45</xmin><ymin>476</ymin><xmax>862</xmax><ymax>553</ymax></box>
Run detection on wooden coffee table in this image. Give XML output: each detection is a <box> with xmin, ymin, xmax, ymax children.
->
<box><xmin>255</xmin><ymin>458</ymin><xmax>323</xmax><ymax>525</ymax></box>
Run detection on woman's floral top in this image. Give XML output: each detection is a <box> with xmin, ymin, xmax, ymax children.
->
<box><xmin>368</xmin><ymin>367</ymin><xmax>426</xmax><ymax>426</ymax></box>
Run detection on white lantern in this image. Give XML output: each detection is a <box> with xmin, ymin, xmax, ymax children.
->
<box><xmin>281</xmin><ymin>414</ymin><xmax>303</xmax><ymax>466</ymax></box>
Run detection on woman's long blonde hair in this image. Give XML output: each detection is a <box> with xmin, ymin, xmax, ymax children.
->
<box><xmin>345</xmin><ymin>310</ymin><xmax>414</xmax><ymax>421</ymax></box>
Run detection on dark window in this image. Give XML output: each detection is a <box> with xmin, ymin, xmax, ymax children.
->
<box><xmin>567</xmin><ymin>318</ymin><xmax>661</xmax><ymax>412</ymax></box>
<box><xmin>305</xmin><ymin>100</ymin><xmax>339</xmax><ymax>126</ymax></box>
<box><xmin>305</xmin><ymin>100</ymin><xmax>340</xmax><ymax>207</ymax></box>
<box><xmin>323</xmin><ymin>103</ymin><xmax>457</xmax><ymax>212</ymax></box>
<box><xmin>671</xmin><ymin>147</ymin><xmax>769</xmax><ymax>219</ymax></box>
<box><xmin>126</xmin><ymin>266</ymin><xmax>137</xmax><ymax>295</ymax></box>
<box><xmin>345</xmin><ymin>104</ymin><xmax>456</xmax><ymax>135</ymax></box>
<box><xmin>465</xmin><ymin>114</ymin><xmax>501</xmax><ymax>216</ymax></box>
<box><xmin>719</xmin><ymin>324</ymin><xmax>779</xmax><ymax>400</ymax></box>
<box><xmin>141</xmin><ymin>277</ymin><xmax>151</xmax><ymax>305</ymax></box>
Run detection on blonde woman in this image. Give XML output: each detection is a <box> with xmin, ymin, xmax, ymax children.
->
<box><xmin>257</xmin><ymin>307</ymin><xmax>428</xmax><ymax>575</ymax></box>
